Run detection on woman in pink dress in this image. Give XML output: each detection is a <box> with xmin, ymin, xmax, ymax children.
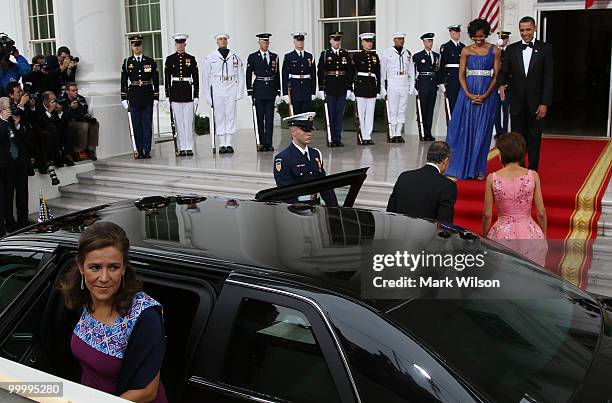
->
<box><xmin>482</xmin><ymin>132</ymin><xmax>547</xmax><ymax>265</ymax></box>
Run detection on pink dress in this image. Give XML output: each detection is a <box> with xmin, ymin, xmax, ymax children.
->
<box><xmin>487</xmin><ymin>170</ymin><xmax>547</xmax><ymax>265</ymax></box>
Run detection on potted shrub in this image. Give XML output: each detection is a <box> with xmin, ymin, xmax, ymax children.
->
<box><xmin>194</xmin><ymin>114</ymin><xmax>210</xmax><ymax>135</ymax></box>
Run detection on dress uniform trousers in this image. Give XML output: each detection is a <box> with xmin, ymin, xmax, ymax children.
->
<box><xmin>356</xmin><ymin>98</ymin><xmax>376</xmax><ymax>141</ymax></box>
<box><xmin>130</xmin><ymin>104</ymin><xmax>153</xmax><ymax>154</ymax></box>
<box><xmin>417</xmin><ymin>77</ymin><xmax>437</xmax><ymax>138</ymax></box>
<box><xmin>326</xmin><ymin>95</ymin><xmax>345</xmax><ymax>142</ymax></box>
<box><xmin>211</xmin><ymin>80</ymin><xmax>239</xmax><ymax>148</ymax></box>
<box><xmin>172</xmin><ymin>101</ymin><xmax>194</xmax><ymax>151</ymax></box>
<box><xmin>255</xmin><ymin>98</ymin><xmax>275</xmax><ymax>146</ymax></box>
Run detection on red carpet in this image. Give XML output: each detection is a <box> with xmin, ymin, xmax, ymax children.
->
<box><xmin>453</xmin><ymin>137</ymin><xmax>612</xmax><ymax>287</ymax></box>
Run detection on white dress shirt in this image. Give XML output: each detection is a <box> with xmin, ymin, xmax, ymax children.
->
<box><xmin>522</xmin><ymin>40</ymin><xmax>533</xmax><ymax>76</ymax></box>
<box><xmin>293</xmin><ymin>142</ymin><xmax>310</xmax><ymax>160</ymax></box>
<box><xmin>426</xmin><ymin>162</ymin><xmax>441</xmax><ymax>174</ymax></box>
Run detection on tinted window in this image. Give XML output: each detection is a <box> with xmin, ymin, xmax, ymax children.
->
<box><xmin>221</xmin><ymin>298</ymin><xmax>341</xmax><ymax>402</ymax></box>
<box><xmin>0</xmin><ymin>251</ymin><xmax>45</xmax><ymax>313</ymax></box>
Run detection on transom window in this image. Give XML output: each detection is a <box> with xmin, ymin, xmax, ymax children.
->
<box><xmin>27</xmin><ymin>0</ymin><xmax>56</xmax><ymax>56</ymax></box>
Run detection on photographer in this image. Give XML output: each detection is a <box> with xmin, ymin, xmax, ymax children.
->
<box><xmin>33</xmin><ymin>91</ymin><xmax>75</xmax><ymax>168</ymax></box>
<box><xmin>0</xmin><ymin>97</ymin><xmax>10</xmax><ymax>236</ymax></box>
<box><xmin>59</xmin><ymin>82</ymin><xmax>99</xmax><ymax>161</ymax></box>
<box><xmin>7</xmin><ymin>82</ymin><xmax>38</xmax><ymax>175</ymax></box>
<box><xmin>4</xmin><ymin>106</ymin><xmax>30</xmax><ymax>231</ymax></box>
<box><xmin>46</xmin><ymin>46</ymin><xmax>78</xmax><ymax>93</ymax></box>
<box><xmin>0</xmin><ymin>34</ymin><xmax>31</xmax><ymax>96</ymax></box>
<box><xmin>23</xmin><ymin>54</ymin><xmax>52</xmax><ymax>95</ymax></box>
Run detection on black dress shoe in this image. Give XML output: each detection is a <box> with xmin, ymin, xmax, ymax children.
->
<box><xmin>179</xmin><ymin>150</ymin><xmax>187</xmax><ymax>157</ymax></box>
<box><xmin>425</xmin><ymin>136</ymin><xmax>435</xmax><ymax>141</ymax></box>
<box><xmin>64</xmin><ymin>156</ymin><xmax>75</xmax><ymax>167</ymax></box>
<box><xmin>27</xmin><ymin>166</ymin><xmax>35</xmax><ymax>176</ymax></box>
<box><xmin>398</xmin><ymin>137</ymin><xmax>405</xmax><ymax>143</ymax></box>
<box><xmin>54</xmin><ymin>160</ymin><xmax>64</xmax><ymax>168</ymax></box>
<box><xmin>72</xmin><ymin>152</ymin><xmax>82</xmax><ymax>162</ymax></box>
<box><xmin>337</xmin><ymin>141</ymin><xmax>344</xmax><ymax>147</ymax></box>
<box><xmin>144</xmin><ymin>153</ymin><xmax>151</xmax><ymax>159</ymax></box>
<box><xmin>86</xmin><ymin>149</ymin><xmax>98</xmax><ymax>161</ymax></box>
<box><xmin>268</xmin><ymin>145</ymin><xmax>274</xmax><ymax>151</ymax></box>
<box><xmin>219</xmin><ymin>146</ymin><xmax>227</xmax><ymax>154</ymax></box>
<box><xmin>391</xmin><ymin>137</ymin><xmax>398</xmax><ymax>143</ymax></box>
<box><xmin>226</xmin><ymin>146</ymin><xmax>234</xmax><ymax>153</ymax></box>
<box><xmin>257</xmin><ymin>145</ymin><xmax>265</xmax><ymax>152</ymax></box>
<box><xmin>186</xmin><ymin>150</ymin><xmax>194</xmax><ymax>156</ymax></box>
<box><xmin>330</xmin><ymin>142</ymin><xmax>337</xmax><ymax>148</ymax></box>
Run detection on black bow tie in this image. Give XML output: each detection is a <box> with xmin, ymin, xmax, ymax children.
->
<box><xmin>521</xmin><ymin>42</ymin><xmax>534</xmax><ymax>50</ymax></box>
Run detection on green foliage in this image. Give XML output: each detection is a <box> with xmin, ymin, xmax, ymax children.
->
<box><xmin>194</xmin><ymin>114</ymin><xmax>210</xmax><ymax>135</ymax></box>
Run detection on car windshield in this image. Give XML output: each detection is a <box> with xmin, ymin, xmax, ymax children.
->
<box><xmin>385</xmin><ymin>246</ymin><xmax>602</xmax><ymax>403</ymax></box>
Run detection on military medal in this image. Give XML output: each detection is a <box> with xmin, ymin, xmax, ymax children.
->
<box><xmin>186</xmin><ymin>58</ymin><xmax>191</xmax><ymax>66</ymax></box>
<box><xmin>144</xmin><ymin>65</ymin><xmax>152</xmax><ymax>72</ymax></box>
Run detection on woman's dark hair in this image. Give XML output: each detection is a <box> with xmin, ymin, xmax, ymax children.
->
<box><xmin>60</xmin><ymin>222</ymin><xmax>142</xmax><ymax>316</ymax></box>
<box><xmin>496</xmin><ymin>132</ymin><xmax>526</xmax><ymax>165</ymax></box>
<box><xmin>467</xmin><ymin>18</ymin><xmax>491</xmax><ymax>38</ymax></box>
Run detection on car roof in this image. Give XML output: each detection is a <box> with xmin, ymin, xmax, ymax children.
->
<box><xmin>4</xmin><ymin>195</ymin><xmax>495</xmax><ymax>310</ymax></box>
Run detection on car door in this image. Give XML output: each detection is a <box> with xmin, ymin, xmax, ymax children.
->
<box><xmin>183</xmin><ymin>277</ymin><xmax>359</xmax><ymax>402</ymax></box>
<box><xmin>255</xmin><ymin>168</ymin><xmax>369</xmax><ymax>208</ymax></box>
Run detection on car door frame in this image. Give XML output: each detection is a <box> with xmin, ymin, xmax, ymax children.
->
<box><xmin>186</xmin><ymin>276</ymin><xmax>361</xmax><ymax>403</ymax></box>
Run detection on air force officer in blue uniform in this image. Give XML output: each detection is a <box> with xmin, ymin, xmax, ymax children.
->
<box><xmin>273</xmin><ymin>112</ymin><xmax>338</xmax><ymax>206</ymax></box>
<box><xmin>246</xmin><ymin>33</ymin><xmax>280</xmax><ymax>151</ymax></box>
<box><xmin>282</xmin><ymin>32</ymin><xmax>316</xmax><ymax>115</ymax></box>
<box><xmin>439</xmin><ymin>24</ymin><xmax>465</xmax><ymax>114</ymax></box>
<box><xmin>413</xmin><ymin>32</ymin><xmax>444</xmax><ymax>141</ymax></box>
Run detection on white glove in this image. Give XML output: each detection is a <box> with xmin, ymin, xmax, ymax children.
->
<box><xmin>205</xmin><ymin>95</ymin><xmax>213</xmax><ymax>106</ymax></box>
<box><xmin>317</xmin><ymin>90</ymin><xmax>325</xmax><ymax>99</ymax></box>
<box><xmin>193</xmin><ymin>98</ymin><xmax>199</xmax><ymax>111</ymax></box>
<box><xmin>236</xmin><ymin>92</ymin><xmax>244</xmax><ymax>101</ymax></box>
<box><xmin>376</xmin><ymin>93</ymin><xmax>384</xmax><ymax>100</ymax></box>
<box><xmin>438</xmin><ymin>84</ymin><xmax>446</xmax><ymax>93</ymax></box>
<box><xmin>409</xmin><ymin>87</ymin><xmax>418</xmax><ymax>96</ymax></box>
<box><xmin>380</xmin><ymin>88</ymin><xmax>387</xmax><ymax>98</ymax></box>
<box><xmin>346</xmin><ymin>90</ymin><xmax>355</xmax><ymax>101</ymax></box>
<box><xmin>153</xmin><ymin>100</ymin><xmax>159</xmax><ymax>107</ymax></box>
<box><xmin>282</xmin><ymin>95</ymin><xmax>290</xmax><ymax>103</ymax></box>
<box><xmin>311</xmin><ymin>94</ymin><xmax>316</xmax><ymax>101</ymax></box>
<box><xmin>121</xmin><ymin>100</ymin><xmax>129</xmax><ymax>110</ymax></box>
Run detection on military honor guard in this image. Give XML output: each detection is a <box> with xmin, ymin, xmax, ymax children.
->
<box><xmin>413</xmin><ymin>32</ymin><xmax>444</xmax><ymax>141</ymax></box>
<box><xmin>439</xmin><ymin>24</ymin><xmax>465</xmax><ymax>116</ymax></box>
<box><xmin>495</xmin><ymin>31</ymin><xmax>511</xmax><ymax>137</ymax></box>
<box><xmin>282</xmin><ymin>32</ymin><xmax>316</xmax><ymax>115</ymax></box>
<box><xmin>164</xmin><ymin>33</ymin><xmax>199</xmax><ymax>157</ymax></box>
<box><xmin>203</xmin><ymin>33</ymin><xmax>245</xmax><ymax>154</ymax></box>
<box><xmin>246</xmin><ymin>33</ymin><xmax>280</xmax><ymax>152</ymax></box>
<box><xmin>317</xmin><ymin>31</ymin><xmax>353</xmax><ymax>147</ymax></box>
<box><xmin>273</xmin><ymin>112</ymin><xmax>338</xmax><ymax>206</ymax></box>
<box><xmin>352</xmin><ymin>33</ymin><xmax>380</xmax><ymax>145</ymax></box>
<box><xmin>380</xmin><ymin>32</ymin><xmax>416</xmax><ymax>143</ymax></box>
<box><xmin>121</xmin><ymin>34</ymin><xmax>159</xmax><ymax>159</ymax></box>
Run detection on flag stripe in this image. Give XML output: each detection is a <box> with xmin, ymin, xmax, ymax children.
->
<box><xmin>479</xmin><ymin>0</ymin><xmax>496</xmax><ymax>19</ymax></box>
<box><xmin>478</xmin><ymin>0</ymin><xmax>501</xmax><ymax>31</ymax></box>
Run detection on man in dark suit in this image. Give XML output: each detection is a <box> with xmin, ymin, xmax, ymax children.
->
<box><xmin>387</xmin><ymin>141</ymin><xmax>457</xmax><ymax>223</ymax></box>
<box><xmin>246</xmin><ymin>33</ymin><xmax>280</xmax><ymax>152</ymax></box>
<box><xmin>498</xmin><ymin>16</ymin><xmax>553</xmax><ymax>171</ymax></box>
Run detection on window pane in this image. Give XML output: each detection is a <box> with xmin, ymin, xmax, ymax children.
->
<box><xmin>323</xmin><ymin>22</ymin><xmax>340</xmax><ymax>48</ymax></box>
<box><xmin>31</xmin><ymin>16</ymin><xmax>40</xmax><ymax>40</ymax></box>
<box><xmin>127</xmin><ymin>7</ymin><xmax>138</xmax><ymax>32</ymax></box>
<box><xmin>39</xmin><ymin>16</ymin><xmax>49</xmax><ymax>40</ymax></box>
<box><xmin>358</xmin><ymin>0</ymin><xmax>375</xmax><ymax>16</ymax></box>
<box><xmin>338</xmin><ymin>0</ymin><xmax>356</xmax><ymax>17</ymax></box>
<box><xmin>137</xmin><ymin>5</ymin><xmax>151</xmax><ymax>31</ymax></box>
<box><xmin>340</xmin><ymin>21</ymin><xmax>357</xmax><ymax>50</ymax></box>
<box><xmin>150</xmin><ymin>4</ymin><xmax>161</xmax><ymax>30</ymax></box>
<box><xmin>28</xmin><ymin>0</ymin><xmax>36</xmax><ymax>17</ymax></box>
<box><xmin>0</xmin><ymin>252</ymin><xmax>44</xmax><ymax>313</ymax></box>
<box><xmin>29</xmin><ymin>17</ymin><xmax>36</xmax><ymax>39</ymax></box>
<box><xmin>49</xmin><ymin>15</ymin><xmax>55</xmax><ymax>38</ymax></box>
<box><xmin>359</xmin><ymin>20</ymin><xmax>376</xmax><ymax>49</ymax></box>
<box><xmin>221</xmin><ymin>299</ymin><xmax>341</xmax><ymax>402</ymax></box>
<box><xmin>47</xmin><ymin>0</ymin><xmax>53</xmax><ymax>14</ymax></box>
<box><xmin>322</xmin><ymin>0</ymin><xmax>337</xmax><ymax>18</ymax></box>
<box><xmin>37</xmin><ymin>0</ymin><xmax>47</xmax><ymax>15</ymax></box>
<box><xmin>137</xmin><ymin>0</ymin><xmax>150</xmax><ymax>4</ymax></box>
<box><xmin>142</xmin><ymin>34</ymin><xmax>153</xmax><ymax>57</ymax></box>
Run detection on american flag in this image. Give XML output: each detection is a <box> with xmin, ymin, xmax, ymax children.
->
<box><xmin>38</xmin><ymin>190</ymin><xmax>54</xmax><ymax>223</ymax></box>
<box><xmin>585</xmin><ymin>0</ymin><xmax>595</xmax><ymax>8</ymax></box>
<box><xmin>478</xmin><ymin>0</ymin><xmax>501</xmax><ymax>33</ymax></box>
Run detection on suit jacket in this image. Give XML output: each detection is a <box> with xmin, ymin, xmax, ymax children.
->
<box><xmin>387</xmin><ymin>164</ymin><xmax>457</xmax><ymax>223</ymax></box>
<box><xmin>246</xmin><ymin>51</ymin><xmax>281</xmax><ymax>100</ymax></box>
<box><xmin>498</xmin><ymin>40</ymin><xmax>553</xmax><ymax>114</ymax></box>
<box><xmin>0</xmin><ymin>119</ymin><xmax>10</xmax><ymax>166</ymax></box>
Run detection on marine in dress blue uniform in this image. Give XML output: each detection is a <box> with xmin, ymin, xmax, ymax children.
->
<box><xmin>273</xmin><ymin>112</ymin><xmax>338</xmax><ymax>206</ymax></box>
<box><xmin>495</xmin><ymin>31</ymin><xmax>511</xmax><ymax>137</ymax></box>
<box><xmin>317</xmin><ymin>31</ymin><xmax>353</xmax><ymax>147</ymax></box>
<box><xmin>121</xmin><ymin>34</ymin><xmax>159</xmax><ymax>159</ymax></box>
<box><xmin>246</xmin><ymin>33</ymin><xmax>280</xmax><ymax>151</ymax></box>
<box><xmin>282</xmin><ymin>32</ymin><xmax>316</xmax><ymax>115</ymax></box>
<box><xmin>413</xmin><ymin>32</ymin><xmax>443</xmax><ymax>141</ymax></box>
<box><xmin>439</xmin><ymin>24</ymin><xmax>466</xmax><ymax>114</ymax></box>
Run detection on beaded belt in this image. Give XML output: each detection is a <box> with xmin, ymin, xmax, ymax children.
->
<box><xmin>326</xmin><ymin>70</ymin><xmax>346</xmax><ymax>76</ymax></box>
<box><xmin>466</xmin><ymin>69</ymin><xmax>493</xmax><ymax>77</ymax></box>
<box><xmin>289</xmin><ymin>74</ymin><xmax>310</xmax><ymax>79</ymax></box>
<box><xmin>255</xmin><ymin>76</ymin><xmax>275</xmax><ymax>81</ymax></box>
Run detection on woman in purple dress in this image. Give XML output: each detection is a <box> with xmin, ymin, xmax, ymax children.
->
<box><xmin>445</xmin><ymin>18</ymin><xmax>501</xmax><ymax>180</ymax></box>
<box><xmin>61</xmin><ymin>222</ymin><xmax>167</xmax><ymax>402</ymax></box>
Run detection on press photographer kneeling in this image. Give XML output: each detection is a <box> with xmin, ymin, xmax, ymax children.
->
<box><xmin>59</xmin><ymin>82</ymin><xmax>99</xmax><ymax>161</ymax></box>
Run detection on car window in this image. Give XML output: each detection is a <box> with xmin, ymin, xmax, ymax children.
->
<box><xmin>0</xmin><ymin>251</ymin><xmax>46</xmax><ymax>314</ymax></box>
<box><xmin>220</xmin><ymin>298</ymin><xmax>341</xmax><ymax>403</ymax></box>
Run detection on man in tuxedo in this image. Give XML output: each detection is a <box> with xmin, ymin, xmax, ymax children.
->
<box><xmin>498</xmin><ymin>16</ymin><xmax>553</xmax><ymax>171</ymax></box>
<box><xmin>387</xmin><ymin>141</ymin><xmax>457</xmax><ymax>223</ymax></box>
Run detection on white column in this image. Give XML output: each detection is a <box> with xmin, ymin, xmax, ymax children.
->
<box><xmin>53</xmin><ymin>0</ymin><xmax>133</xmax><ymax>159</ymax></box>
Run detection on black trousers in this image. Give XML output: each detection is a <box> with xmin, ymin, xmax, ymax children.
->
<box><xmin>291</xmin><ymin>100</ymin><xmax>312</xmax><ymax>115</ymax></box>
<box><xmin>417</xmin><ymin>81</ymin><xmax>437</xmax><ymax>137</ymax></box>
<box><xmin>5</xmin><ymin>159</ymin><xmax>29</xmax><ymax>229</ymax></box>
<box><xmin>510</xmin><ymin>97</ymin><xmax>544</xmax><ymax>171</ymax></box>
<box><xmin>255</xmin><ymin>98</ymin><xmax>275</xmax><ymax>147</ymax></box>
<box><xmin>42</xmin><ymin>127</ymin><xmax>72</xmax><ymax>164</ymax></box>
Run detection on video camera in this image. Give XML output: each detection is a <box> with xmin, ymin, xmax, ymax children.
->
<box><xmin>0</xmin><ymin>33</ymin><xmax>16</xmax><ymax>61</ymax></box>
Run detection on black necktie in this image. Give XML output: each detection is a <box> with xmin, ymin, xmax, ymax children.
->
<box><xmin>304</xmin><ymin>151</ymin><xmax>309</xmax><ymax>160</ymax></box>
<box><xmin>299</xmin><ymin>51</ymin><xmax>303</xmax><ymax>58</ymax></box>
<box><xmin>522</xmin><ymin>42</ymin><xmax>533</xmax><ymax>50</ymax></box>
<box><xmin>263</xmin><ymin>53</ymin><xmax>268</xmax><ymax>64</ymax></box>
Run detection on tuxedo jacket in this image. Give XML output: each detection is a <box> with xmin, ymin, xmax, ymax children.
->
<box><xmin>387</xmin><ymin>164</ymin><xmax>457</xmax><ymax>224</ymax></box>
<box><xmin>499</xmin><ymin>40</ymin><xmax>553</xmax><ymax>114</ymax></box>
